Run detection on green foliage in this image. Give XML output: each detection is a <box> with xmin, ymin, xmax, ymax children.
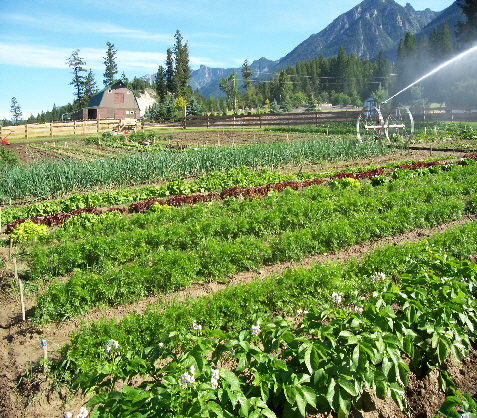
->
<box><xmin>327</xmin><ymin>177</ymin><xmax>361</xmax><ymax>190</ymax></box>
<box><xmin>0</xmin><ymin>146</ymin><xmax>20</xmax><ymax>170</ymax></box>
<box><xmin>10</xmin><ymin>220</ymin><xmax>49</xmax><ymax>243</ymax></box>
<box><xmin>0</xmin><ymin>137</ymin><xmax>393</xmax><ymax>203</ymax></box>
<box><xmin>435</xmin><ymin>391</ymin><xmax>477</xmax><ymax>418</ymax></box>
<box><xmin>28</xmin><ymin>164</ymin><xmax>477</xmax><ymax>321</ymax></box>
<box><xmin>71</xmin><ymin>251</ymin><xmax>477</xmax><ymax>417</ymax></box>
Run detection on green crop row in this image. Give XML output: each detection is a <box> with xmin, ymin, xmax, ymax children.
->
<box><xmin>0</xmin><ymin>166</ymin><xmax>299</xmax><ymax>224</ymax></box>
<box><xmin>30</xmin><ymin>165</ymin><xmax>477</xmax><ymax>322</ymax></box>
<box><xmin>73</xmin><ymin>250</ymin><xmax>476</xmax><ymax>417</ymax></box>
<box><xmin>54</xmin><ymin>221</ymin><xmax>477</xmax><ymax>384</ymax></box>
<box><xmin>0</xmin><ymin>137</ymin><xmax>392</xmax><ymax>203</ymax></box>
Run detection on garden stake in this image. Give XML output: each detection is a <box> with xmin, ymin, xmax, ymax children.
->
<box><xmin>40</xmin><ymin>339</ymin><xmax>47</xmax><ymax>373</ymax></box>
<box><xmin>14</xmin><ymin>258</ymin><xmax>25</xmax><ymax>321</ymax></box>
<box><xmin>9</xmin><ymin>238</ymin><xmax>12</xmax><ymax>259</ymax></box>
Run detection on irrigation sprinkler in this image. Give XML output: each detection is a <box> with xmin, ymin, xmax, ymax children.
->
<box><xmin>356</xmin><ymin>99</ymin><xmax>414</xmax><ymax>142</ymax></box>
<box><xmin>357</xmin><ymin>44</ymin><xmax>477</xmax><ymax>142</ymax></box>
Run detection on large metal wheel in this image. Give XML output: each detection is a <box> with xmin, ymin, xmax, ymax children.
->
<box><xmin>356</xmin><ymin>106</ymin><xmax>385</xmax><ymax>142</ymax></box>
<box><xmin>385</xmin><ymin>105</ymin><xmax>414</xmax><ymax>142</ymax></box>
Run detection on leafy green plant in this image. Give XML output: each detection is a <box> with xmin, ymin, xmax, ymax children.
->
<box><xmin>435</xmin><ymin>391</ymin><xmax>477</xmax><ymax>418</ymax></box>
<box><xmin>10</xmin><ymin>220</ymin><xmax>48</xmax><ymax>243</ymax></box>
<box><xmin>72</xmin><ymin>251</ymin><xmax>477</xmax><ymax>417</ymax></box>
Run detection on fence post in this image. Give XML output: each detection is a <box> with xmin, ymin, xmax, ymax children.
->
<box><xmin>97</xmin><ymin>119</ymin><xmax>100</xmax><ymax>133</ymax></box>
<box><xmin>25</xmin><ymin>124</ymin><xmax>28</xmax><ymax>140</ymax></box>
<box><xmin>50</xmin><ymin>121</ymin><xmax>53</xmax><ymax>137</ymax></box>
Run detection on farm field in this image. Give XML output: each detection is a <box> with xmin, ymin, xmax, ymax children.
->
<box><xmin>1</xmin><ymin>124</ymin><xmax>477</xmax><ymax>418</ymax></box>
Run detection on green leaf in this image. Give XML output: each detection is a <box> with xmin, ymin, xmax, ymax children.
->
<box><xmin>338</xmin><ymin>377</ymin><xmax>358</xmax><ymax>397</ymax></box>
<box><xmin>304</xmin><ymin>345</ymin><xmax>313</xmax><ymax>374</ymax></box>
<box><xmin>351</xmin><ymin>344</ymin><xmax>360</xmax><ymax>371</ymax></box>
<box><xmin>294</xmin><ymin>389</ymin><xmax>307</xmax><ymax>417</ymax></box>
<box><xmin>437</xmin><ymin>337</ymin><xmax>451</xmax><ymax>363</ymax></box>
<box><xmin>339</xmin><ymin>330</ymin><xmax>358</xmax><ymax>345</ymax></box>
<box><xmin>281</xmin><ymin>330</ymin><xmax>296</xmax><ymax>344</ymax></box>
<box><xmin>338</xmin><ymin>387</ymin><xmax>351</xmax><ymax>416</ymax></box>
<box><xmin>236</xmin><ymin>391</ymin><xmax>249</xmax><ymax>417</ymax></box>
<box><xmin>261</xmin><ymin>407</ymin><xmax>278</xmax><ymax>418</ymax></box>
<box><xmin>206</xmin><ymin>401</ymin><xmax>225</xmax><ymax>417</ymax></box>
<box><xmin>221</xmin><ymin>370</ymin><xmax>242</xmax><ymax>391</ymax></box>
<box><xmin>284</xmin><ymin>385</ymin><xmax>297</xmax><ymax>405</ymax></box>
<box><xmin>226</xmin><ymin>388</ymin><xmax>238</xmax><ymax>407</ymax></box>
<box><xmin>326</xmin><ymin>377</ymin><xmax>336</xmax><ymax>409</ymax></box>
<box><xmin>301</xmin><ymin>386</ymin><xmax>317</xmax><ymax>408</ymax></box>
<box><xmin>236</xmin><ymin>353</ymin><xmax>248</xmax><ymax>372</ymax></box>
<box><xmin>375</xmin><ymin>380</ymin><xmax>387</xmax><ymax>400</ymax></box>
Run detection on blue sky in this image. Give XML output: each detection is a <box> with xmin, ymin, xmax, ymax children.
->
<box><xmin>0</xmin><ymin>0</ymin><xmax>454</xmax><ymax>121</ymax></box>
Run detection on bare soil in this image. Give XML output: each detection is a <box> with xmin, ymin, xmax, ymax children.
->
<box><xmin>0</xmin><ymin>131</ymin><xmax>476</xmax><ymax>417</ymax></box>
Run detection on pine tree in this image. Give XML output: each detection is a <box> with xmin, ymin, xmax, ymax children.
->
<box><xmin>165</xmin><ymin>48</ymin><xmax>176</xmax><ymax>95</ymax></box>
<box><xmin>456</xmin><ymin>0</ymin><xmax>477</xmax><ymax>49</ymax></box>
<box><xmin>440</xmin><ymin>23</ymin><xmax>453</xmax><ymax>59</ymax></box>
<box><xmin>241</xmin><ymin>60</ymin><xmax>253</xmax><ymax>90</ymax></box>
<box><xmin>66</xmin><ymin>49</ymin><xmax>88</xmax><ymax>108</ymax></box>
<box><xmin>10</xmin><ymin>97</ymin><xmax>22</xmax><ymax>125</ymax></box>
<box><xmin>84</xmin><ymin>70</ymin><xmax>98</xmax><ymax>103</ymax></box>
<box><xmin>155</xmin><ymin>65</ymin><xmax>167</xmax><ymax>102</ymax></box>
<box><xmin>173</xmin><ymin>30</ymin><xmax>191</xmax><ymax>98</ymax></box>
<box><xmin>103</xmin><ymin>41</ymin><xmax>118</xmax><ymax>86</ymax></box>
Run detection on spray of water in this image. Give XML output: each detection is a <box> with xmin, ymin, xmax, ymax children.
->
<box><xmin>381</xmin><ymin>43</ymin><xmax>477</xmax><ymax>104</ymax></box>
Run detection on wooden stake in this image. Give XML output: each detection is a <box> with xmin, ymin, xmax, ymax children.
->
<box><xmin>14</xmin><ymin>258</ymin><xmax>25</xmax><ymax>321</ymax></box>
<box><xmin>40</xmin><ymin>339</ymin><xmax>48</xmax><ymax>372</ymax></box>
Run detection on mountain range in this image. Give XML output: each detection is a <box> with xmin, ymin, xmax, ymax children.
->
<box><xmin>142</xmin><ymin>0</ymin><xmax>464</xmax><ymax>97</ymax></box>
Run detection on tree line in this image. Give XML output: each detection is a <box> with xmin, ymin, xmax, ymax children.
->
<box><xmin>10</xmin><ymin>0</ymin><xmax>477</xmax><ymax>125</ymax></box>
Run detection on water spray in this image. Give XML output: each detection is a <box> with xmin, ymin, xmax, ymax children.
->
<box><xmin>381</xmin><ymin>44</ymin><xmax>477</xmax><ymax>105</ymax></box>
<box><xmin>356</xmin><ymin>44</ymin><xmax>477</xmax><ymax>142</ymax></box>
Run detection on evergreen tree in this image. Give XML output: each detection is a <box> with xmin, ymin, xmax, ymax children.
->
<box><xmin>84</xmin><ymin>70</ymin><xmax>98</xmax><ymax>103</ymax></box>
<box><xmin>10</xmin><ymin>97</ymin><xmax>22</xmax><ymax>124</ymax></box>
<box><xmin>456</xmin><ymin>0</ymin><xmax>477</xmax><ymax>49</ymax></box>
<box><xmin>186</xmin><ymin>95</ymin><xmax>202</xmax><ymax>116</ymax></box>
<box><xmin>173</xmin><ymin>30</ymin><xmax>191</xmax><ymax>98</ymax></box>
<box><xmin>66</xmin><ymin>49</ymin><xmax>88</xmax><ymax>108</ymax></box>
<box><xmin>395</xmin><ymin>32</ymin><xmax>418</xmax><ymax>104</ymax></box>
<box><xmin>165</xmin><ymin>48</ymin><xmax>176</xmax><ymax>95</ymax></box>
<box><xmin>269</xmin><ymin>99</ymin><xmax>281</xmax><ymax>113</ymax></box>
<box><xmin>120</xmin><ymin>72</ymin><xmax>129</xmax><ymax>86</ymax></box>
<box><xmin>155</xmin><ymin>65</ymin><xmax>167</xmax><ymax>101</ymax></box>
<box><xmin>241</xmin><ymin>59</ymin><xmax>253</xmax><ymax>90</ymax></box>
<box><xmin>441</xmin><ymin>23</ymin><xmax>453</xmax><ymax>58</ymax></box>
<box><xmin>103</xmin><ymin>41</ymin><xmax>118</xmax><ymax>86</ymax></box>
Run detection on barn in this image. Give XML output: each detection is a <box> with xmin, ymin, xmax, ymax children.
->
<box><xmin>71</xmin><ymin>81</ymin><xmax>140</xmax><ymax>120</ymax></box>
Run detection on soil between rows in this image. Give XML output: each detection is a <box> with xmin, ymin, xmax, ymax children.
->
<box><xmin>0</xmin><ymin>133</ymin><xmax>476</xmax><ymax>417</ymax></box>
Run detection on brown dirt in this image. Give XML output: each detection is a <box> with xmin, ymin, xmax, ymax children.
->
<box><xmin>0</xmin><ymin>131</ymin><xmax>476</xmax><ymax>417</ymax></box>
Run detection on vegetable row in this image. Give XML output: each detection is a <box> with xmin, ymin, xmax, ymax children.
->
<box><xmin>29</xmin><ymin>164</ymin><xmax>477</xmax><ymax>322</ymax></box>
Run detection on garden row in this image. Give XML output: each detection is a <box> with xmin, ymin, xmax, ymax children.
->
<box><xmin>59</xmin><ymin>222</ymin><xmax>477</xmax><ymax>417</ymax></box>
<box><xmin>27</xmin><ymin>163</ymin><xmax>477</xmax><ymax>322</ymax></box>
<box><xmin>7</xmin><ymin>155</ymin><xmax>477</xmax><ymax>234</ymax></box>
<box><xmin>1</xmin><ymin>166</ymin><xmax>299</xmax><ymax>225</ymax></box>
<box><xmin>0</xmin><ymin>136</ymin><xmax>392</xmax><ymax>203</ymax></box>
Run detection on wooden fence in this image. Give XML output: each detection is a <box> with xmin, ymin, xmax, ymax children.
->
<box><xmin>2</xmin><ymin>107</ymin><xmax>477</xmax><ymax>141</ymax></box>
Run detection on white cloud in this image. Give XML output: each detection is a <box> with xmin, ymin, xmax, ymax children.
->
<box><xmin>4</xmin><ymin>12</ymin><xmax>174</xmax><ymax>43</ymax></box>
<box><xmin>0</xmin><ymin>41</ymin><xmax>225</xmax><ymax>72</ymax></box>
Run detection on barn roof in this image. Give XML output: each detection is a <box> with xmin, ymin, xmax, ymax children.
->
<box><xmin>87</xmin><ymin>80</ymin><xmax>130</xmax><ymax>107</ymax></box>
